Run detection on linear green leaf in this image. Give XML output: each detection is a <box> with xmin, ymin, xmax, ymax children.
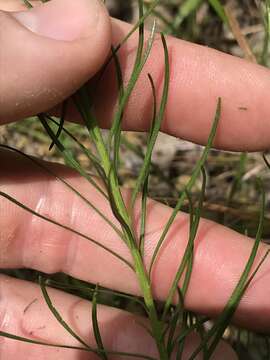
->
<box><xmin>172</xmin><ymin>316</ymin><xmax>209</xmax><ymax>352</ymax></box>
<box><xmin>22</xmin><ymin>0</ymin><xmax>33</xmax><ymax>8</ymax></box>
<box><xmin>162</xmin><ymin>168</ymin><xmax>206</xmax><ymax>321</ymax></box>
<box><xmin>74</xmin><ymin>88</ymin><xmax>131</xmax><ymax>226</ymax></box>
<box><xmin>139</xmin><ymin>175</ymin><xmax>149</xmax><ymax>257</ymax></box>
<box><xmin>227</xmin><ymin>152</ymin><xmax>247</xmax><ymax>205</ymax></box>
<box><xmin>0</xmin><ymin>144</ymin><xmax>123</xmax><ymax>240</ymax></box>
<box><xmin>92</xmin><ymin>286</ymin><xmax>108</xmax><ymax>360</ymax></box>
<box><xmin>0</xmin><ymin>330</ymin><xmax>97</xmax><ymax>353</ymax></box>
<box><xmin>45</xmin><ymin>116</ymin><xmax>108</xmax><ymax>189</ymax></box>
<box><xmin>72</xmin><ymin>87</ymin><xmax>112</xmax><ymax>179</ymax></box>
<box><xmin>0</xmin><ymin>331</ymin><xmax>156</xmax><ymax>359</ymax></box>
<box><xmin>39</xmin><ymin>276</ymin><xmax>91</xmax><ymax>349</ymax></box>
<box><xmin>104</xmin><ymin>0</ymin><xmax>160</xmax><ymax>65</ymax></box>
<box><xmin>46</xmin><ymin>278</ymin><xmax>147</xmax><ymax>311</ymax></box>
<box><xmin>190</xmin><ymin>180</ymin><xmax>266</xmax><ymax>359</ymax></box>
<box><xmin>166</xmin><ymin>287</ymin><xmax>185</xmax><ymax>355</ymax></box>
<box><xmin>109</xmin><ymin>20</ymin><xmax>157</xmax><ymax>146</ymax></box>
<box><xmin>131</xmin><ymin>33</ymin><xmax>170</xmax><ymax>207</ymax></box>
<box><xmin>139</xmin><ymin>73</ymin><xmax>157</xmax><ymax>257</ymax></box>
<box><xmin>110</xmin><ymin>0</ymin><xmax>145</xmax><ymax>171</ymax></box>
<box><xmin>207</xmin><ymin>249</ymin><xmax>270</xmax><ymax>358</ymax></box>
<box><xmin>0</xmin><ymin>191</ymin><xmax>133</xmax><ymax>270</ymax></box>
<box><xmin>38</xmin><ymin>113</ymin><xmax>108</xmax><ymax>198</ymax></box>
<box><xmin>149</xmin><ymin>99</ymin><xmax>221</xmax><ymax>277</ymax></box>
<box><xmin>261</xmin><ymin>0</ymin><xmax>270</xmax><ymax>66</ymax></box>
<box><xmin>208</xmin><ymin>0</ymin><xmax>227</xmax><ymax>24</ymax></box>
<box><xmin>49</xmin><ymin>100</ymin><xmax>67</xmax><ymax>150</ymax></box>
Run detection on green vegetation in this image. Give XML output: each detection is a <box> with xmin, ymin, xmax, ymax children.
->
<box><xmin>1</xmin><ymin>0</ymin><xmax>270</xmax><ymax>359</ymax></box>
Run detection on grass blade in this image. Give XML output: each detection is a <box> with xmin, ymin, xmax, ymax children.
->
<box><xmin>131</xmin><ymin>33</ymin><xmax>170</xmax><ymax>207</ymax></box>
<box><xmin>49</xmin><ymin>100</ymin><xmax>68</xmax><ymax>150</ymax></box>
<box><xmin>0</xmin><ymin>330</ymin><xmax>156</xmax><ymax>359</ymax></box>
<box><xmin>261</xmin><ymin>0</ymin><xmax>270</xmax><ymax>66</ymax></box>
<box><xmin>0</xmin><ymin>330</ymin><xmax>96</xmax><ymax>352</ymax></box>
<box><xmin>39</xmin><ymin>276</ymin><xmax>91</xmax><ymax>349</ymax></box>
<box><xmin>38</xmin><ymin>113</ymin><xmax>108</xmax><ymax>198</ymax></box>
<box><xmin>227</xmin><ymin>152</ymin><xmax>247</xmax><ymax>204</ymax></box>
<box><xmin>149</xmin><ymin>99</ymin><xmax>221</xmax><ymax>277</ymax></box>
<box><xmin>110</xmin><ymin>44</ymin><xmax>124</xmax><ymax>170</ymax></box>
<box><xmin>175</xmin><ymin>311</ymin><xmax>189</xmax><ymax>360</ymax></box>
<box><xmin>72</xmin><ymin>87</ymin><xmax>110</xmax><ymax>174</ymax></box>
<box><xmin>22</xmin><ymin>0</ymin><xmax>33</xmax><ymax>8</ymax></box>
<box><xmin>139</xmin><ymin>72</ymin><xmax>157</xmax><ymax>257</ymax></box>
<box><xmin>166</xmin><ymin>287</ymin><xmax>185</xmax><ymax>356</ymax></box>
<box><xmin>139</xmin><ymin>175</ymin><xmax>149</xmax><ymax>257</ymax></box>
<box><xmin>107</xmin><ymin>170</ymin><xmax>135</xmax><ymax>248</ymax></box>
<box><xmin>134</xmin><ymin>0</ymin><xmax>145</xmax><ymax>69</ymax></box>
<box><xmin>0</xmin><ymin>191</ymin><xmax>133</xmax><ymax>270</ymax></box>
<box><xmin>44</xmin><ymin>116</ymin><xmax>108</xmax><ymax>189</ymax></box>
<box><xmin>172</xmin><ymin>317</ymin><xmax>209</xmax><ymax>351</ymax></box>
<box><xmin>208</xmin><ymin>0</ymin><xmax>227</xmax><ymax>24</ymax></box>
<box><xmin>110</xmin><ymin>0</ymin><xmax>145</xmax><ymax>170</ymax></box>
<box><xmin>263</xmin><ymin>152</ymin><xmax>270</xmax><ymax>170</ymax></box>
<box><xmin>109</xmin><ymin>20</ymin><xmax>157</xmax><ymax>146</ymax></box>
<box><xmin>74</xmin><ymin>87</ymin><xmax>131</xmax><ymax>226</ymax></box>
<box><xmin>0</xmin><ymin>144</ymin><xmax>123</xmax><ymax>239</ymax></box>
<box><xmin>162</xmin><ymin>168</ymin><xmax>207</xmax><ymax>321</ymax></box>
<box><xmin>105</xmin><ymin>0</ymin><xmax>160</xmax><ymax>62</ymax></box>
<box><xmin>92</xmin><ymin>286</ymin><xmax>108</xmax><ymax>360</ymax></box>
<box><xmin>207</xmin><ymin>249</ymin><xmax>270</xmax><ymax>358</ymax></box>
<box><xmin>47</xmin><ymin>278</ymin><xmax>147</xmax><ymax>312</ymax></box>
<box><xmin>143</xmin><ymin>3</ymin><xmax>176</xmax><ymax>34</ymax></box>
<box><xmin>190</xmin><ymin>180</ymin><xmax>266</xmax><ymax>359</ymax></box>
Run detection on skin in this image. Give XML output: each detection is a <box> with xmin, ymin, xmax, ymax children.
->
<box><xmin>0</xmin><ymin>0</ymin><xmax>270</xmax><ymax>358</ymax></box>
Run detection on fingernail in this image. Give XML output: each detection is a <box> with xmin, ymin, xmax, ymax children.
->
<box><xmin>12</xmin><ymin>0</ymin><xmax>102</xmax><ymax>41</ymax></box>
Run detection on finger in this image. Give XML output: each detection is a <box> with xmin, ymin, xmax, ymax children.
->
<box><xmin>0</xmin><ymin>0</ymin><xmax>111</xmax><ymax>122</ymax></box>
<box><xmin>1</xmin><ymin>274</ymin><xmax>158</xmax><ymax>360</ymax></box>
<box><xmin>0</xmin><ymin>275</ymin><xmax>236</xmax><ymax>359</ymax></box>
<box><xmin>0</xmin><ymin>0</ymin><xmax>28</xmax><ymax>11</ymax></box>
<box><xmin>90</xmin><ymin>19</ymin><xmax>270</xmax><ymax>152</ymax></box>
<box><xmin>0</xmin><ymin>0</ymin><xmax>42</xmax><ymax>11</ymax></box>
<box><xmin>1</xmin><ymin>149</ymin><xmax>269</xmax><ymax>332</ymax></box>
<box><xmin>2</xmin><ymin>3</ymin><xmax>270</xmax><ymax>152</ymax></box>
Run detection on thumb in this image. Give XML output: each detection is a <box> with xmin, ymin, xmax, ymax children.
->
<box><xmin>0</xmin><ymin>0</ymin><xmax>111</xmax><ymax>123</ymax></box>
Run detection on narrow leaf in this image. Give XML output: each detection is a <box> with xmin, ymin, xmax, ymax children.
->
<box><xmin>162</xmin><ymin>168</ymin><xmax>207</xmax><ymax>320</ymax></box>
<box><xmin>190</xmin><ymin>180</ymin><xmax>266</xmax><ymax>359</ymax></box>
<box><xmin>0</xmin><ymin>145</ymin><xmax>123</xmax><ymax>239</ymax></box>
<box><xmin>92</xmin><ymin>286</ymin><xmax>108</xmax><ymax>360</ymax></box>
<box><xmin>0</xmin><ymin>191</ymin><xmax>133</xmax><ymax>270</ymax></box>
<box><xmin>38</xmin><ymin>114</ymin><xmax>108</xmax><ymax>198</ymax></box>
<box><xmin>49</xmin><ymin>100</ymin><xmax>68</xmax><ymax>150</ymax></box>
<box><xmin>39</xmin><ymin>276</ymin><xmax>91</xmax><ymax>349</ymax></box>
<box><xmin>149</xmin><ymin>99</ymin><xmax>221</xmax><ymax>277</ymax></box>
<box><xmin>131</xmin><ymin>33</ymin><xmax>170</xmax><ymax>207</ymax></box>
<box><xmin>208</xmin><ymin>0</ymin><xmax>227</xmax><ymax>24</ymax></box>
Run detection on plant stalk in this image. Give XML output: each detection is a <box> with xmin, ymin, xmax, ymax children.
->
<box><xmin>87</xmin><ymin>113</ymin><xmax>168</xmax><ymax>357</ymax></box>
<box><xmin>131</xmin><ymin>246</ymin><xmax>169</xmax><ymax>359</ymax></box>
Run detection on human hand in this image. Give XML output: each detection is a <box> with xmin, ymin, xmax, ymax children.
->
<box><xmin>0</xmin><ymin>1</ymin><xmax>270</xmax><ymax>359</ymax></box>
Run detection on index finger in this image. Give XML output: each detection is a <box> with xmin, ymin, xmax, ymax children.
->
<box><xmin>91</xmin><ymin>19</ymin><xmax>270</xmax><ymax>152</ymax></box>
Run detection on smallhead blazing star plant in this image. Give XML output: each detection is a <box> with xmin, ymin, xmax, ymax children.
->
<box><xmin>1</xmin><ymin>0</ymin><xmax>270</xmax><ymax>359</ymax></box>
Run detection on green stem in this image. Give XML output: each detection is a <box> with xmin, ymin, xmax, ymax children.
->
<box><xmin>131</xmin><ymin>247</ymin><xmax>169</xmax><ymax>359</ymax></box>
<box><xmin>76</xmin><ymin>87</ymin><xmax>131</xmax><ymax>226</ymax></box>
<box><xmin>78</xmin><ymin>87</ymin><xmax>168</xmax><ymax>358</ymax></box>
